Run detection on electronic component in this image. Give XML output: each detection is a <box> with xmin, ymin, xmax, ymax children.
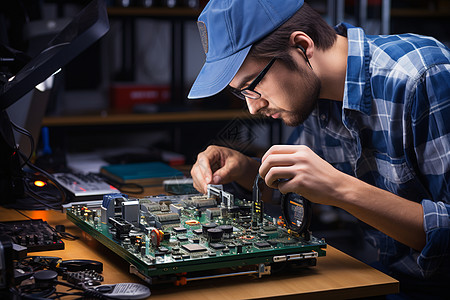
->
<box><xmin>66</xmin><ymin>184</ymin><xmax>326</xmax><ymax>285</ymax></box>
<box><xmin>163</xmin><ymin>178</ymin><xmax>199</xmax><ymax>195</ymax></box>
<box><xmin>0</xmin><ymin>219</ymin><xmax>64</xmax><ymax>252</ymax></box>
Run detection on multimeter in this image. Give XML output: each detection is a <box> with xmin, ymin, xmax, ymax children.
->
<box><xmin>280</xmin><ymin>192</ymin><xmax>312</xmax><ymax>239</ymax></box>
<box><xmin>253</xmin><ymin>174</ymin><xmax>312</xmax><ymax>239</ymax></box>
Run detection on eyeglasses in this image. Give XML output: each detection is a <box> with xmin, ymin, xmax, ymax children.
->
<box><xmin>229</xmin><ymin>47</ymin><xmax>312</xmax><ymax>101</ymax></box>
<box><xmin>229</xmin><ymin>57</ymin><xmax>277</xmax><ymax>100</ymax></box>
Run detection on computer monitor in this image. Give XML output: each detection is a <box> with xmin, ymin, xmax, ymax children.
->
<box><xmin>0</xmin><ymin>0</ymin><xmax>109</xmax><ymax>206</ymax></box>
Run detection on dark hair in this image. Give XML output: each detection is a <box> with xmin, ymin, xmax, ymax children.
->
<box><xmin>249</xmin><ymin>3</ymin><xmax>337</xmax><ymax>69</ymax></box>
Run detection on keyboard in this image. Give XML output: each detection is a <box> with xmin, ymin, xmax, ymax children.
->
<box><xmin>0</xmin><ymin>219</ymin><xmax>64</xmax><ymax>252</ymax></box>
<box><xmin>53</xmin><ymin>172</ymin><xmax>119</xmax><ymax>200</ymax></box>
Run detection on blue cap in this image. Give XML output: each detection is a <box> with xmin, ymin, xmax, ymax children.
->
<box><xmin>188</xmin><ymin>0</ymin><xmax>304</xmax><ymax>99</ymax></box>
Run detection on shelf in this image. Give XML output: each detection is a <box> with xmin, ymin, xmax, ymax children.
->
<box><xmin>107</xmin><ymin>7</ymin><xmax>201</xmax><ymax>18</ymax></box>
<box><xmin>391</xmin><ymin>9</ymin><xmax>450</xmax><ymax>18</ymax></box>
<box><xmin>42</xmin><ymin>109</ymin><xmax>257</xmax><ymax>127</ymax></box>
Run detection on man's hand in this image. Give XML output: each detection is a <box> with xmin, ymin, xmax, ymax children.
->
<box><xmin>260</xmin><ymin>144</ymin><xmax>426</xmax><ymax>251</ymax></box>
<box><xmin>259</xmin><ymin>145</ymin><xmax>343</xmax><ymax>205</ymax></box>
<box><xmin>190</xmin><ymin>145</ymin><xmax>259</xmax><ymax>194</ymax></box>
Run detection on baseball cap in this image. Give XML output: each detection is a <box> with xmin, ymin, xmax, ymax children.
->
<box><xmin>188</xmin><ymin>0</ymin><xmax>304</xmax><ymax>99</ymax></box>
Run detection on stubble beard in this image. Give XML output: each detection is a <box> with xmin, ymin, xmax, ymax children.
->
<box><xmin>282</xmin><ymin>70</ymin><xmax>321</xmax><ymax>127</ymax></box>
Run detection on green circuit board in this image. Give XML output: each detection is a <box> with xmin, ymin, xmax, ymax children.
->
<box><xmin>66</xmin><ymin>187</ymin><xmax>326</xmax><ymax>285</ymax></box>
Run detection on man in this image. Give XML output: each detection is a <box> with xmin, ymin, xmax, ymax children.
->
<box><xmin>188</xmin><ymin>0</ymin><xmax>450</xmax><ymax>297</ymax></box>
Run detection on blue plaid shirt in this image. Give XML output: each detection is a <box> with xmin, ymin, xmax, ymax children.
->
<box><xmin>287</xmin><ymin>23</ymin><xmax>450</xmax><ymax>282</ymax></box>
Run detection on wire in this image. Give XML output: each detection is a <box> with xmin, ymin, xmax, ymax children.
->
<box><xmin>14</xmin><ymin>209</ymin><xmax>33</xmax><ymax>220</ymax></box>
<box><xmin>10</xmin><ymin>119</ymin><xmax>34</xmax><ymax>167</ymax></box>
<box><xmin>19</xmin><ymin>151</ymin><xmax>68</xmax><ymax>210</ymax></box>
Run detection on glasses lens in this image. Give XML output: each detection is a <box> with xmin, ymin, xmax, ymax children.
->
<box><xmin>229</xmin><ymin>88</ymin><xmax>245</xmax><ymax>100</ymax></box>
<box><xmin>241</xmin><ymin>90</ymin><xmax>260</xmax><ymax>100</ymax></box>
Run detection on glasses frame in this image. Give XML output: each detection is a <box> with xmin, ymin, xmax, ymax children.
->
<box><xmin>230</xmin><ymin>57</ymin><xmax>277</xmax><ymax>101</ymax></box>
<box><xmin>229</xmin><ymin>46</ymin><xmax>312</xmax><ymax>101</ymax></box>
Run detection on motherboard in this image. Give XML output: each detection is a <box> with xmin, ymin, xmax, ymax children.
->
<box><xmin>66</xmin><ymin>185</ymin><xmax>326</xmax><ymax>285</ymax></box>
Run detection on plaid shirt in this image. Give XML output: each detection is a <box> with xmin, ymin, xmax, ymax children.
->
<box><xmin>287</xmin><ymin>23</ymin><xmax>450</xmax><ymax>281</ymax></box>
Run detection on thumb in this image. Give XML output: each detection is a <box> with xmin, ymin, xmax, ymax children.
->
<box><xmin>211</xmin><ymin>165</ymin><xmax>233</xmax><ymax>185</ymax></box>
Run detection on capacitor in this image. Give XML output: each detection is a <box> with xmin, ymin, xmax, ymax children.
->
<box><xmin>202</xmin><ymin>223</ymin><xmax>217</xmax><ymax>235</ymax></box>
<box><xmin>218</xmin><ymin>225</ymin><xmax>233</xmax><ymax>239</ymax></box>
<box><xmin>150</xmin><ymin>229</ymin><xmax>164</xmax><ymax>247</ymax></box>
<box><xmin>207</xmin><ymin>228</ymin><xmax>223</xmax><ymax>243</ymax></box>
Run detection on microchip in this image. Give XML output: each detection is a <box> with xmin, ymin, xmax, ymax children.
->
<box><xmin>280</xmin><ymin>237</ymin><xmax>298</xmax><ymax>245</ymax></box>
<box><xmin>209</xmin><ymin>243</ymin><xmax>226</xmax><ymax>250</ymax></box>
<box><xmin>173</xmin><ymin>227</ymin><xmax>187</xmax><ymax>233</ymax></box>
<box><xmin>255</xmin><ymin>242</ymin><xmax>271</xmax><ymax>248</ymax></box>
<box><xmin>267</xmin><ymin>239</ymin><xmax>278</xmax><ymax>246</ymax></box>
<box><xmin>193</xmin><ymin>229</ymin><xmax>203</xmax><ymax>235</ymax></box>
<box><xmin>263</xmin><ymin>225</ymin><xmax>277</xmax><ymax>232</ymax></box>
<box><xmin>182</xmin><ymin>243</ymin><xmax>207</xmax><ymax>253</ymax></box>
<box><xmin>158</xmin><ymin>246</ymin><xmax>169</xmax><ymax>253</ymax></box>
<box><xmin>177</xmin><ymin>235</ymin><xmax>188</xmax><ymax>242</ymax></box>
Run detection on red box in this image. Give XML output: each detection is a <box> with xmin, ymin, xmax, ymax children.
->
<box><xmin>110</xmin><ymin>84</ymin><xmax>171</xmax><ymax>112</ymax></box>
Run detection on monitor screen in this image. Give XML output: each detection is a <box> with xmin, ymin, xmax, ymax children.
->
<box><xmin>0</xmin><ymin>0</ymin><xmax>109</xmax><ymax>110</ymax></box>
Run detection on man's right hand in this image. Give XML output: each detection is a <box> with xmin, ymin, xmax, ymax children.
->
<box><xmin>190</xmin><ymin>145</ymin><xmax>260</xmax><ymax>194</ymax></box>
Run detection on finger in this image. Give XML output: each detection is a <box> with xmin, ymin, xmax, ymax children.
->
<box><xmin>261</xmin><ymin>145</ymin><xmax>300</xmax><ymax>163</ymax></box>
<box><xmin>277</xmin><ymin>179</ymin><xmax>298</xmax><ymax>195</ymax></box>
<box><xmin>211</xmin><ymin>160</ymin><xmax>236</xmax><ymax>184</ymax></box>
<box><xmin>259</xmin><ymin>154</ymin><xmax>297</xmax><ymax>178</ymax></box>
<box><xmin>196</xmin><ymin>154</ymin><xmax>214</xmax><ymax>183</ymax></box>
<box><xmin>190</xmin><ymin>165</ymin><xmax>208</xmax><ymax>194</ymax></box>
<box><xmin>264</xmin><ymin>166</ymin><xmax>296</xmax><ymax>189</ymax></box>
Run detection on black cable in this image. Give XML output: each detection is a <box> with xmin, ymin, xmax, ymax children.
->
<box><xmin>55</xmin><ymin>230</ymin><xmax>79</xmax><ymax>241</ymax></box>
<box><xmin>23</xmin><ymin>184</ymin><xmax>62</xmax><ymax>210</ymax></box>
<box><xmin>14</xmin><ymin>209</ymin><xmax>33</xmax><ymax>219</ymax></box>
<box><xmin>55</xmin><ymin>281</ymin><xmax>114</xmax><ymax>300</ymax></box>
<box><xmin>18</xmin><ymin>151</ymin><xmax>67</xmax><ymax>210</ymax></box>
<box><xmin>18</xmin><ymin>287</ymin><xmax>56</xmax><ymax>300</ymax></box>
<box><xmin>50</xmin><ymin>291</ymin><xmax>85</xmax><ymax>299</ymax></box>
<box><xmin>10</xmin><ymin>119</ymin><xmax>35</xmax><ymax>168</ymax></box>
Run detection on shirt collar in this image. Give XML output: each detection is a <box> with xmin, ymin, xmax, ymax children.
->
<box><xmin>336</xmin><ymin>22</ymin><xmax>373</xmax><ymax>115</ymax></box>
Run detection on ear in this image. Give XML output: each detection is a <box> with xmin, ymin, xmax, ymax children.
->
<box><xmin>289</xmin><ymin>31</ymin><xmax>314</xmax><ymax>59</ymax></box>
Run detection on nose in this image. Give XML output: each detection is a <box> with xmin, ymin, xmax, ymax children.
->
<box><xmin>246</xmin><ymin>98</ymin><xmax>267</xmax><ymax>114</ymax></box>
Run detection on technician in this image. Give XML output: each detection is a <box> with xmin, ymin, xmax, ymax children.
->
<box><xmin>188</xmin><ymin>0</ymin><xmax>449</xmax><ymax>298</ymax></box>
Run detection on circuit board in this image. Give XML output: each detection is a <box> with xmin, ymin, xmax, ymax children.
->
<box><xmin>66</xmin><ymin>185</ymin><xmax>326</xmax><ymax>285</ymax></box>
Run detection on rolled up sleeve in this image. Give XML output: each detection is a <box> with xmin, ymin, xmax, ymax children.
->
<box><xmin>418</xmin><ymin>199</ymin><xmax>450</xmax><ymax>278</ymax></box>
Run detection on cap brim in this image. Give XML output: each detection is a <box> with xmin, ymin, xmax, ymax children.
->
<box><xmin>188</xmin><ymin>44</ymin><xmax>252</xmax><ymax>99</ymax></box>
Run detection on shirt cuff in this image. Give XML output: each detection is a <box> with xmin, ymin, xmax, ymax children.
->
<box><xmin>417</xmin><ymin>199</ymin><xmax>450</xmax><ymax>278</ymax></box>
<box><xmin>422</xmin><ymin>199</ymin><xmax>450</xmax><ymax>232</ymax></box>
